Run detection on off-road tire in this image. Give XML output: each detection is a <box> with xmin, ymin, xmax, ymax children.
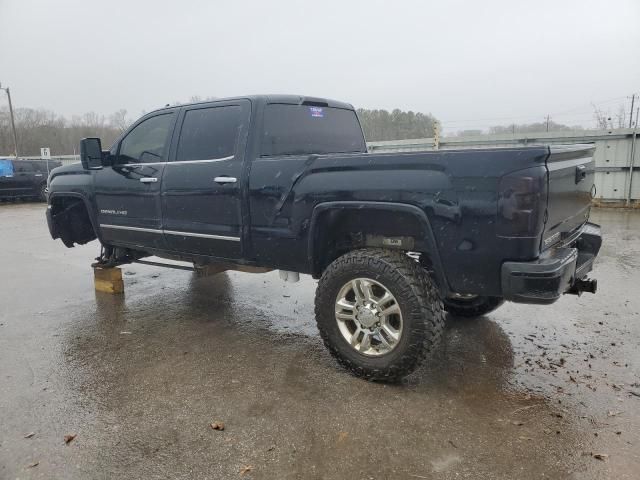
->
<box><xmin>443</xmin><ymin>296</ymin><xmax>504</xmax><ymax>318</ymax></box>
<box><xmin>315</xmin><ymin>248</ymin><xmax>445</xmax><ymax>382</ymax></box>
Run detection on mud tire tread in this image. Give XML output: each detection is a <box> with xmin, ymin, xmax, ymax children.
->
<box><xmin>315</xmin><ymin>248</ymin><xmax>445</xmax><ymax>382</ymax></box>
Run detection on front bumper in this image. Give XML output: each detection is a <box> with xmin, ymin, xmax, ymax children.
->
<box><xmin>501</xmin><ymin>222</ymin><xmax>602</xmax><ymax>304</ymax></box>
<box><xmin>46</xmin><ymin>205</ymin><xmax>58</xmax><ymax>239</ymax></box>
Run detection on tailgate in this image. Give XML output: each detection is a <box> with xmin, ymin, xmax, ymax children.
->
<box><xmin>542</xmin><ymin>144</ymin><xmax>595</xmax><ymax>249</ymax></box>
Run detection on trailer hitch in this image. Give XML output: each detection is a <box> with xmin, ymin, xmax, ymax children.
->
<box><xmin>568</xmin><ymin>277</ymin><xmax>598</xmax><ymax>296</ymax></box>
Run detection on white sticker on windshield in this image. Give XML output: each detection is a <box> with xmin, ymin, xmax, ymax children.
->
<box><xmin>309</xmin><ymin>107</ymin><xmax>324</xmax><ymax>118</ymax></box>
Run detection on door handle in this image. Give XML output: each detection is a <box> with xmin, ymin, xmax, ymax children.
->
<box><xmin>139</xmin><ymin>177</ymin><xmax>158</xmax><ymax>183</ymax></box>
<box><xmin>214</xmin><ymin>176</ymin><xmax>237</xmax><ymax>184</ymax></box>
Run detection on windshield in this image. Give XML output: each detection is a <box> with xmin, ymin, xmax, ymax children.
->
<box><xmin>261</xmin><ymin>104</ymin><xmax>366</xmax><ymax>156</ymax></box>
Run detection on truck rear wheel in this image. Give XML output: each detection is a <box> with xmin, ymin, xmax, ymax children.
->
<box><xmin>443</xmin><ymin>295</ymin><xmax>504</xmax><ymax>318</ymax></box>
<box><xmin>315</xmin><ymin>248</ymin><xmax>445</xmax><ymax>381</ymax></box>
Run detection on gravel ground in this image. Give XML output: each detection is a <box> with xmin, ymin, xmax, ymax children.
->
<box><xmin>0</xmin><ymin>203</ymin><xmax>638</xmax><ymax>479</ymax></box>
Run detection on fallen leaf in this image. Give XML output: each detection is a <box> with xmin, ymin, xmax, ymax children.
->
<box><xmin>27</xmin><ymin>461</ymin><xmax>39</xmax><ymax>468</ymax></box>
<box><xmin>592</xmin><ymin>453</ymin><xmax>609</xmax><ymax>461</ymax></box>
<box><xmin>64</xmin><ymin>434</ymin><xmax>76</xmax><ymax>444</ymax></box>
<box><xmin>210</xmin><ymin>421</ymin><xmax>225</xmax><ymax>431</ymax></box>
<box><xmin>337</xmin><ymin>431</ymin><xmax>349</xmax><ymax>443</ymax></box>
<box><xmin>239</xmin><ymin>465</ymin><xmax>253</xmax><ymax>475</ymax></box>
<box><xmin>24</xmin><ymin>432</ymin><xmax>35</xmax><ymax>439</ymax></box>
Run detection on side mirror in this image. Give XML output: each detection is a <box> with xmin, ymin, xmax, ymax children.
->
<box><xmin>80</xmin><ymin>138</ymin><xmax>103</xmax><ymax>169</ymax></box>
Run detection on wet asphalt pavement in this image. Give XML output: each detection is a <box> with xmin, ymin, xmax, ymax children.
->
<box><xmin>0</xmin><ymin>203</ymin><xmax>639</xmax><ymax>479</ymax></box>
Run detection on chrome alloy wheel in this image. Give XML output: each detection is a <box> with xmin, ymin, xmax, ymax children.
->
<box><xmin>334</xmin><ymin>278</ymin><xmax>403</xmax><ymax>356</ymax></box>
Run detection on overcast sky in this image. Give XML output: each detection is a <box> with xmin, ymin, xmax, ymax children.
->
<box><xmin>1</xmin><ymin>0</ymin><xmax>638</xmax><ymax>132</ymax></box>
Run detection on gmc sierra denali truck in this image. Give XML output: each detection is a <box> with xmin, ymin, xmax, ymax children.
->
<box><xmin>45</xmin><ymin>95</ymin><xmax>601</xmax><ymax>381</ymax></box>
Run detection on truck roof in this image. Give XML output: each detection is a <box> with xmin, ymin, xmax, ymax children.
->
<box><xmin>151</xmin><ymin>94</ymin><xmax>355</xmax><ymax>115</ymax></box>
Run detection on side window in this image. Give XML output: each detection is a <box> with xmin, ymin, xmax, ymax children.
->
<box><xmin>14</xmin><ymin>162</ymin><xmax>34</xmax><ymax>174</ymax></box>
<box><xmin>117</xmin><ymin>113</ymin><xmax>174</xmax><ymax>164</ymax></box>
<box><xmin>176</xmin><ymin>106</ymin><xmax>242</xmax><ymax>161</ymax></box>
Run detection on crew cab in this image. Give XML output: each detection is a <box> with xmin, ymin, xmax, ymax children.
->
<box><xmin>45</xmin><ymin>95</ymin><xmax>602</xmax><ymax>380</ymax></box>
<box><xmin>0</xmin><ymin>158</ymin><xmax>61</xmax><ymax>201</ymax></box>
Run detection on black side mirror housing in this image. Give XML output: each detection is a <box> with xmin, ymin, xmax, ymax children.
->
<box><xmin>80</xmin><ymin>138</ymin><xmax>104</xmax><ymax>169</ymax></box>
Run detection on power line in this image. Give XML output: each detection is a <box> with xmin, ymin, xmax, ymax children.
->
<box><xmin>440</xmin><ymin>94</ymin><xmax>632</xmax><ymax>128</ymax></box>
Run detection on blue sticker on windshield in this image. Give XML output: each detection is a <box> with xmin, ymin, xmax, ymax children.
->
<box><xmin>309</xmin><ymin>106</ymin><xmax>324</xmax><ymax>118</ymax></box>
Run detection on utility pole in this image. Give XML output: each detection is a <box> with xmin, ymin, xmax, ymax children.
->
<box><xmin>630</xmin><ymin>94</ymin><xmax>636</xmax><ymax>129</ymax></box>
<box><xmin>433</xmin><ymin>121</ymin><xmax>440</xmax><ymax>150</ymax></box>
<box><xmin>0</xmin><ymin>82</ymin><xmax>19</xmax><ymax>158</ymax></box>
<box><xmin>545</xmin><ymin>115</ymin><xmax>550</xmax><ymax>132</ymax></box>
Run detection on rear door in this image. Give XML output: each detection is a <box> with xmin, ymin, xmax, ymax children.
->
<box><xmin>161</xmin><ymin>100</ymin><xmax>251</xmax><ymax>259</ymax></box>
<box><xmin>94</xmin><ymin>110</ymin><xmax>177</xmax><ymax>249</ymax></box>
<box><xmin>542</xmin><ymin>144</ymin><xmax>596</xmax><ymax>249</ymax></box>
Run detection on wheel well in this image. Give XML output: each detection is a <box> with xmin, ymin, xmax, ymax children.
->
<box><xmin>50</xmin><ymin>196</ymin><xmax>97</xmax><ymax>247</ymax></box>
<box><xmin>310</xmin><ymin>207</ymin><xmax>435</xmax><ymax>278</ymax></box>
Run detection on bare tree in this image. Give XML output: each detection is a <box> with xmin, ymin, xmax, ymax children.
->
<box><xmin>108</xmin><ymin>109</ymin><xmax>130</xmax><ymax>133</ymax></box>
<box><xmin>0</xmin><ymin>106</ymin><xmax>132</xmax><ymax>156</ymax></box>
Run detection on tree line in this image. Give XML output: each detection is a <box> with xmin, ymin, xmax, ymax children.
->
<box><xmin>3</xmin><ymin>98</ymin><xmax>635</xmax><ymax>157</ymax></box>
<box><xmin>357</xmin><ymin>108</ymin><xmax>438</xmax><ymax>141</ymax></box>
<box><xmin>0</xmin><ymin>107</ymin><xmax>129</xmax><ymax>157</ymax></box>
<box><xmin>1</xmin><ymin>105</ymin><xmax>440</xmax><ymax>156</ymax></box>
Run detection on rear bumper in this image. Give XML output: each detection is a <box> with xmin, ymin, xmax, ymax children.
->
<box><xmin>501</xmin><ymin>222</ymin><xmax>602</xmax><ymax>304</ymax></box>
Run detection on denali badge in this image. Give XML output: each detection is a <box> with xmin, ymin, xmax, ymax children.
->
<box><xmin>100</xmin><ymin>209</ymin><xmax>128</xmax><ymax>216</ymax></box>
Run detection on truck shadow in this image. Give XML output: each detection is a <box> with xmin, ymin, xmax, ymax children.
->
<box><xmin>88</xmin><ymin>271</ymin><xmax>516</xmax><ymax>393</ymax></box>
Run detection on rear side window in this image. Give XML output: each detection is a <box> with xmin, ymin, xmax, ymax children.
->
<box><xmin>176</xmin><ymin>106</ymin><xmax>242</xmax><ymax>161</ymax></box>
<box><xmin>118</xmin><ymin>113</ymin><xmax>174</xmax><ymax>164</ymax></box>
<box><xmin>261</xmin><ymin>104</ymin><xmax>366</xmax><ymax>156</ymax></box>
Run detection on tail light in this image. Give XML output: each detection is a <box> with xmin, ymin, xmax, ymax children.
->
<box><xmin>497</xmin><ymin>166</ymin><xmax>547</xmax><ymax>237</ymax></box>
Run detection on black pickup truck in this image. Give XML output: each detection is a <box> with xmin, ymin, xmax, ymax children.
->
<box><xmin>45</xmin><ymin>95</ymin><xmax>601</xmax><ymax>380</ymax></box>
<box><xmin>0</xmin><ymin>158</ymin><xmax>61</xmax><ymax>201</ymax></box>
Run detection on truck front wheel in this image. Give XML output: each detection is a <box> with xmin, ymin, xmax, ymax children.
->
<box><xmin>443</xmin><ymin>295</ymin><xmax>504</xmax><ymax>318</ymax></box>
<box><xmin>315</xmin><ymin>249</ymin><xmax>445</xmax><ymax>381</ymax></box>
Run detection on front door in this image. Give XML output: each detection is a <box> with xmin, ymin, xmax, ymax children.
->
<box><xmin>161</xmin><ymin>100</ymin><xmax>251</xmax><ymax>259</ymax></box>
<box><xmin>94</xmin><ymin>111</ymin><xmax>177</xmax><ymax>250</ymax></box>
<box><xmin>9</xmin><ymin>161</ymin><xmax>37</xmax><ymax>197</ymax></box>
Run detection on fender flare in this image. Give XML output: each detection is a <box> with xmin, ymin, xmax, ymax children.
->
<box><xmin>307</xmin><ymin>201</ymin><xmax>450</xmax><ymax>295</ymax></box>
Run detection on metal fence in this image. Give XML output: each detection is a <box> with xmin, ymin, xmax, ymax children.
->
<box><xmin>16</xmin><ymin>128</ymin><xmax>640</xmax><ymax>205</ymax></box>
